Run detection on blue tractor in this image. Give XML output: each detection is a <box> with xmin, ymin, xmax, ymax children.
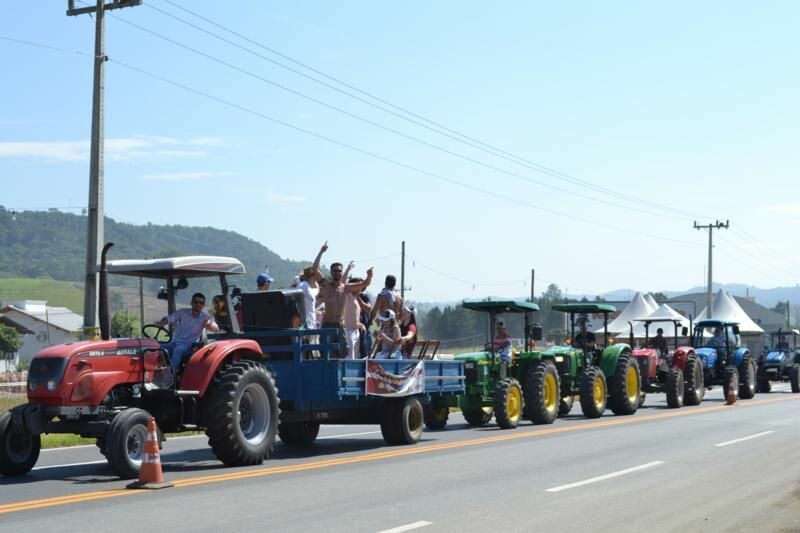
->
<box><xmin>690</xmin><ymin>320</ymin><xmax>757</xmax><ymax>403</ymax></box>
<box><xmin>756</xmin><ymin>329</ymin><xmax>800</xmax><ymax>393</ymax></box>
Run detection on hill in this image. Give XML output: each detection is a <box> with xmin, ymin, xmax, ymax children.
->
<box><xmin>0</xmin><ymin>208</ymin><xmax>308</xmax><ymax>290</ymax></box>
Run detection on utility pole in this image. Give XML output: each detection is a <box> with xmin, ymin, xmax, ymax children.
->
<box><xmin>68</xmin><ymin>0</ymin><xmax>141</xmax><ymax>338</ymax></box>
<box><xmin>530</xmin><ymin>268</ymin><xmax>535</xmax><ymax>302</ymax></box>
<box><xmin>400</xmin><ymin>241</ymin><xmax>405</xmax><ymax>299</ymax></box>
<box><xmin>694</xmin><ymin>219</ymin><xmax>729</xmax><ymax>319</ymax></box>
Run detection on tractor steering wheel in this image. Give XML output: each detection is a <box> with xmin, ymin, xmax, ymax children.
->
<box><xmin>142</xmin><ymin>323</ymin><xmax>172</xmax><ymax>343</ymax></box>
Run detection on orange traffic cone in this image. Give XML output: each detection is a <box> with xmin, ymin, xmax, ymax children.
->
<box><xmin>127</xmin><ymin>417</ymin><xmax>174</xmax><ymax>490</ymax></box>
<box><xmin>726</xmin><ymin>376</ymin><xmax>737</xmax><ymax>406</ymax></box>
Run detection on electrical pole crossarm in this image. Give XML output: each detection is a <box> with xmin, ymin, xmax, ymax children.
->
<box><xmin>694</xmin><ymin>220</ymin><xmax>730</xmax><ymax>319</ymax></box>
<box><xmin>67</xmin><ymin>0</ymin><xmax>141</xmax><ymax>16</ymax></box>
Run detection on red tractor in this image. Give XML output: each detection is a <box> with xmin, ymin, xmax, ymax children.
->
<box><xmin>629</xmin><ymin>315</ymin><xmax>704</xmax><ymax>408</ymax></box>
<box><xmin>0</xmin><ymin>243</ymin><xmax>279</xmax><ymax>478</ymax></box>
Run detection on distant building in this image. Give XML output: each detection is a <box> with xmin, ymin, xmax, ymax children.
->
<box><xmin>0</xmin><ymin>300</ymin><xmax>83</xmax><ymax>368</ymax></box>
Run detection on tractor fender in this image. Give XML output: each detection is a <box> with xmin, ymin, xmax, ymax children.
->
<box><xmin>599</xmin><ymin>343</ymin><xmax>631</xmax><ymax>378</ymax></box>
<box><xmin>672</xmin><ymin>346</ymin><xmax>692</xmax><ymax>370</ymax></box>
<box><xmin>733</xmin><ymin>347</ymin><xmax>750</xmax><ymax>368</ymax></box>
<box><xmin>181</xmin><ymin>339</ymin><xmax>264</xmax><ymax>396</ymax></box>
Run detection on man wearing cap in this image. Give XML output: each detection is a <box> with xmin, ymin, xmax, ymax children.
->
<box><xmin>256</xmin><ymin>270</ymin><xmax>274</xmax><ymax>291</ymax></box>
<box><xmin>373</xmin><ymin>309</ymin><xmax>402</xmax><ymax>359</ymax></box>
<box><xmin>296</xmin><ymin>243</ymin><xmax>327</xmax><ymax>359</ymax></box>
<box><xmin>487</xmin><ymin>321</ymin><xmax>513</xmax><ymax>363</ymax></box>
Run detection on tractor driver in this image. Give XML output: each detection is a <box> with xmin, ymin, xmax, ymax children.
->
<box><xmin>158</xmin><ymin>292</ymin><xmax>219</xmax><ymax>372</ymax></box>
<box><xmin>573</xmin><ymin>319</ymin><xmax>596</xmax><ymax>350</ymax></box>
<box><xmin>648</xmin><ymin>328</ymin><xmax>669</xmax><ymax>355</ymax></box>
<box><xmin>706</xmin><ymin>327</ymin><xmax>726</xmax><ymax>349</ymax></box>
<box><xmin>486</xmin><ymin>321</ymin><xmax>513</xmax><ymax>363</ymax></box>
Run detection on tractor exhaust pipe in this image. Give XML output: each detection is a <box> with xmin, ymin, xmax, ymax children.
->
<box><xmin>99</xmin><ymin>242</ymin><xmax>114</xmax><ymax>341</ymax></box>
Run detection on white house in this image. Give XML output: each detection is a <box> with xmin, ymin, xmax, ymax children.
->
<box><xmin>0</xmin><ymin>300</ymin><xmax>83</xmax><ymax>368</ymax></box>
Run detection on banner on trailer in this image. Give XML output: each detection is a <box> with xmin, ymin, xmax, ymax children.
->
<box><xmin>366</xmin><ymin>359</ymin><xmax>424</xmax><ymax>396</ymax></box>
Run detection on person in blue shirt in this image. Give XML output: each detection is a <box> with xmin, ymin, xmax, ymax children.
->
<box><xmin>158</xmin><ymin>292</ymin><xmax>219</xmax><ymax>371</ymax></box>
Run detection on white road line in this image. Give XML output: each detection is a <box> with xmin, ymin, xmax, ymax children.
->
<box><xmin>715</xmin><ymin>431</ymin><xmax>774</xmax><ymax>447</ymax></box>
<box><xmin>377</xmin><ymin>521</ymin><xmax>433</xmax><ymax>533</ymax></box>
<box><xmin>318</xmin><ymin>430</ymin><xmax>381</xmax><ymax>440</ymax></box>
<box><xmin>546</xmin><ymin>461</ymin><xmax>664</xmax><ymax>493</ymax></box>
<box><xmin>33</xmin><ymin>460</ymin><xmax>107</xmax><ymax>471</ymax></box>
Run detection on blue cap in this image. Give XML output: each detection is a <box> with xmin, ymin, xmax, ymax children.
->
<box><xmin>257</xmin><ymin>272</ymin><xmax>274</xmax><ymax>285</ymax></box>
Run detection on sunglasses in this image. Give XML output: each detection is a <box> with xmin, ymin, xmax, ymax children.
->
<box><xmin>192</xmin><ymin>300</ymin><xmax>205</xmax><ymax>305</ymax></box>
<box><xmin>332</xmin><ymin>269</ymin><xmax>343</xmax><ymax>274</ymax></box>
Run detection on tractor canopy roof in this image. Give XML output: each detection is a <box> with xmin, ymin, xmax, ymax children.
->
<box><xmin>104</xmin><ymin>256</ymin><xmax>246</xmax><ymax>279</ymax></box>
<box><xmin>695</xmin><ymin>319</ymin><xmax>739</xmax><ymax>328</ymax></box>
<box><xmin>770</xmin><ymin>329</ymin><xmax>800</xmax><ymax>336</ymax></box>
<box><xmin>551</xmin><ymin>303</ymin><xmax>617</xmax><ymax>314</ymax></box>
<box><xmin>462</xmin><ymin>300</ymin><xmax>540</xmax><ymax>313</ymax></box>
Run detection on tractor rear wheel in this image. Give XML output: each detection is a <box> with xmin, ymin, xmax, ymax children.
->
<box><xmin>609</xmin><ymin>353</ymin><xmax>640</xmax><ymax>415</ymax></box>
<box><xmin>791</xmin><ymin>365</ymin><xmax>800</xmax><ymax>393</ymax></box>
<box><xmin>493</xmin><ymin>378</ymin><xmax>523</xmax><ymax>429</ymax></box>
<box><xmin>723</xmin><ymin>365</ymin><xmax>739</xmax><ymax>405</ymax></box>
<box><xmin>461</xmin><ymin>405</ymin><xmax>494</xmax><ymax>426</ymax></box>
<box><xmin>683</xmin><ymin>354</ymin><xmax>705</xmax><ymax>406</ymax></box>
<box><xmin>665</xmin><ymin>368</ymin><xmax>685</xmax><ymax>408</ymax></box>
<box><xmin>738</xmin><ymin>355</ymin><xmax>756</xmax><ymax>399</ymax></box>
<box><xmin>0</xmin><ymin>410</ymin><xmax>40</xmax><ymax>476</ymax></box>
<box><xmin>423</xmin><ymin>403</ymin><xmax>449</xmax><ymax>430</ymax></box>
<box><xmin>756</xmin><ymin>378</ymin><xmax>771</xmax><ymax>393</ymax></box>
<box><xmin>579</xmin><ymin>367</ymin><xmax>607</xmax><ymax>419</ymax></box>
<box><xmin>522</xmin><ymin>361</ymin><xmax>559</xmax><ymax>425</ymax></box>
<box><xmin>206</xmin><ymin>360</ymin><xmax>280</xmax><ymax>466</ymax></box>
<box><xmin>106</xmin><ymin>408</ymin><xmax>151</xmax><ymax>479</ymax></box>
<box><xmin>278</xmin><ymin>421</ymin><xmax>320</xmax><ymax>446</ymax></box>
<box><xmin>558</xmin><ymin>395</ymin><xmax>574</xmax><ymax>416</ymax></box>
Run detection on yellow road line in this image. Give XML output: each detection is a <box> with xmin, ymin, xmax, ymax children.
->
<box><xmin>1</xmin><ymin>394</ymin><xmax>795</xmax><ymax>514</ymax></box>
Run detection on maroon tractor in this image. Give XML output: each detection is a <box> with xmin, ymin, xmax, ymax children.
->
<box><xmin>0</xmin><ymin>243</ymin><xmax>279</xmax><ymax>478</ymax></box>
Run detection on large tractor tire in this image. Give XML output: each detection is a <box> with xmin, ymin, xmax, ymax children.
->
<box><xmin>559</xmin><ymin>395</ymin><xmax>574</xmax><ymax>416</ymax></box>
<box><xmin>461</xmin><ymin>405</ymin><xmax>494</xmax><ymax>427</ymax></box>
<box><xmin>738</xmin><ymin>355</ymin><xmax>756</xmax><ymax>399</ymax></box>
<box><xmin>756</xmin><ymin>378</ymin><xmax>771</xmax><ymax>393</ymax></box>
<box><xmin>423</xmin><ymin>403</ymin><xmax>449</xmax><ymax>430</ymax></box>
<box><xmin>683</xmin><ymin>354</ymin><xmax>705</xmax><ymax>406</ymax></box>
<box><xmin>206</xmin><ymin>360</ymin><xmax>280</xmax><ymax>466</ymax></box>
<box><xmin>609</xmin><ymin>352</ymin><xmax>641</xmax><ymax>415</ymax></box>
<box><xmin>106</xmin><ymin>408</ymin><xmax>151</xmax><ymax>479</ymax></box>
<box><xmin>522</xmin><ymin>361</ymin><xmax>559</xmax><ymax>425</ymax></box>
<box><xmin>493</xmin><ymin>378</ymin><xmax>523</xmax><ymax>429</ymax></box>
<box><xmin>790</xmin><ymin>365</ymin><xmax>800</xmax><ymax>393</ymax></box>
<box><xmin>723</xmin><ymin>365</ymin><xmax>740</xmax><ymax>405</ymax></box>
<box><xmin>665</xmin><ymin>368</ymin><xmax>685</xmax><ymax>408</ymax></box>
<box><xmin>0</xmin><ymin>410</ymin><xmax>41</xmax><ymax>476</ymax></box>
<box><xmin>579</xmin><ymin>367</ymin><xmax>607</xmax><ymax>419</ymax></box>
<box><xmin>637</xmin><ymin>392</ymin><xmax>647</xmax><ymax>408</ymax></box>
<box><xmin>278</xmin><ymin>421</ymin><xmax>320</xmax><ymax>446</ymax></box>
<box><xmin>380</xmin><ymin>396</ymin><xmax>424</xmax><ymax>445</ymax></box>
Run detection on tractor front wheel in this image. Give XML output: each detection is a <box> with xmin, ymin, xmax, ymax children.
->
<box><xmin>665</xmin><ymin>368</ymin><xmax>685</xmax><ymax>408</ymax></box>
<box><xmin>756</xmin><ymin>378</ymin><xmax>771</xmax><ymax>393</ymax></box>
<box><xmin>206</xmin><ymin>360</ymin><xmax>280</xmax><ymax>466</ymax></box>
<box><xmin>493</xmin><ymin>378</ymin><xmax>523</xmax><ymax>429</ymax></box>
<box><xmin>522</xmin><ymin>361</ymin><xmax>559</xmax><ymax>425</ymax></box>
<box><xmin>0</xmin><ymin>410</ymin><xmax>40</xmax><ymax>476</ymax></box>
<box><xmin>738</xmin><ymin>355</ymin><xmax>756</xmax><ymax>399</ymax></box>
<box><xmin>461</xmin><ymin>405</ymin><xmax>494</xmax><ymax>427</ymax></box>
<box><xmin>559</xmin><ymin>395</ymin><xmax>574</xmax><ymax>416</ymax></box>
<box><xmin>106</xmin><ymin>408</ymin><xmax>151</xmax><ymax>479</ymax></box>
<box><xmin>423</xmin><ymin>403</ymin><xmax>449</xmax><ymax>430</ymax></box>
<box><xmin>609</xmin><ymin>353</ymin><xmax>640</xmax><ymax>415</ymax></box>
<box><xmin>278</xmin><ymin>421</ymin><xmax>320</xmax><ymax>446</ymax></box>
<box><xmin>580</xmin><ymin>367</ymin><xmax>607</xmax><ymax>419</ymax></box>
<box><xmin>683</xmin><ymin>354</ymin><xmax>705</xmax><ymax>406</ymax></box>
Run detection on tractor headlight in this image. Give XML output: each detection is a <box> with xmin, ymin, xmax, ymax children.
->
<box><xmin>47</xmin><ymin>379</ymin><xmax>57</xmax><ymax>392</ymax></box>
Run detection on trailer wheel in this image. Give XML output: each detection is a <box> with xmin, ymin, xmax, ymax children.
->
<box><xmin>381</xmin><ymin>397</ymin><xmax>424</xmax><ymax>445</ymax></box>
<box><xmin>756</xmin><ymin>378</ymin><xmax>771</xmax><ymax>393</ymax></box>
<box><xmin>423</xmin><ymin>403</ymin><xmax>449</xmax><ymax>430</ymax></box>
<box><xmin>609</xmin><ymin>352</ymin><xmax>640</xmax><ymax>415</ymax></box>
<box><xmin>683</xmin><ymin>354</ymin><xmax>705</xmax><ymax>406</ymax></box>
<box><xmin>522</xmin><ymin>361</ymin><xmax>559</xmax><ymax>424</ymax></box>
<box><xmin>738</xmin><ymin>355</ymin><xmax>756</xmax><ymax>399</ymax></box>
<box><xmin>493</xmin><ymin>378</ymin><xmax>523</xmax><ymax>429</ymax></box>
<box><xmin>723</xmin><ymin>365</ymin><xmax>739</xmax><ymax>405</ymax></box>
<box><xmin>559</xmin><ymin>395</ymin><xmax>574</xmax><ymax>416</ymax></box>
<box><xmin>206</xmin><ymin>360</ymin><xmax>280</xmax><ymax>466</ymax></box>
<box><xmin>791</xmin><ymin>365</ymin><xmax>800</xmax><ymax>393</ymax></box>
<box><xmin>579</xmin><ymin>367</ymin><xmax>606</xmax><ymax>419</ymax></box>
<box><xmin>665</xmin><ymin>368</ymin><xmax>685</xmax><ymax>408</ymax></box>
<box><xmin>278</xmin><ymin>421</ymin><xmax>320</xmax><ymax>446</ymax></box>
<box><xmin>0</xmin><ymin>411</ymin><xmax>40</xmax><ymax>476</ymax></box>
<box><xmin>106</xmin><ymin>408</ymin><xmax>151</xmax><ymax>479</ymax></box>
<box><xmin>461</xmin><ymin>405</ymin><xmax>494</xmax><ymax>427</ymax></box>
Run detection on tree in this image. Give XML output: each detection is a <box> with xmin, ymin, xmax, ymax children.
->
<box><xmin>0</xmin><ymin>323</ymin><xmax>22</xmax><ymax>359</ymax></box>
<box><xmin>110</xmin><ymin>311</ymin><xmax>139</xmax><ymax>338</ymax></box>
<box><xmin>651</xmin><ymin>292</ymin><xmax>668</xmax><ymax>304</ymax></box>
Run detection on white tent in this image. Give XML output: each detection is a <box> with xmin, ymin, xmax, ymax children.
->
<box><xmin>644</xmin><ymin>293</ymin><xmax>659</xmax><ymax>313</ymax></box>
<box><xmin>599</xmin><ymin>292</ymin><xmax>653</xmax><ymax>335</ymax></box>
<box><xmin>614</xmin><ymin>304</ymin><xmax>687</xmax><ymax>339</ymax></box>
<box><xmin>694</xmin><ymin>290</ymin><xmax>764</xmax><ymax>334</ymax></box>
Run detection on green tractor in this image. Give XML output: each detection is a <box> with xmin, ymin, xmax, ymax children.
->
<box><xmin>423</xmin><ymin>300</ymin><xmax>543</xmax><ymax>431</ymax></box>
<box><xmin>539</xmin><ymin>303</ymin><xmax>641</xmax><ymax>418</ymax></box>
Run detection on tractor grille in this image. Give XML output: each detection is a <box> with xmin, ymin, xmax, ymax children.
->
<box><xmin>28</xmin><ymin>357</ymin><xmax>69</xmax><ymax>388</ymax></box>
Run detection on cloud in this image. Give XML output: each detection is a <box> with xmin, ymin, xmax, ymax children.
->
<box><xmin>267</xmin><ymin>191</ymin><xmax>305</xmax><ymax>204</ymax></box>
<box><xmin>138</xmin><ymin>171</ymin><xmax>231</xmax><ymax>181</ymax></box>
<box><xmin>0</xmin><ymin>136</ymin><xmax>224</xmax><ymax>162</ymax></box>
<box><xmin>762</xmin><ymin>204</ymin><xmax>800</xmax><ymax>215</ymax></box>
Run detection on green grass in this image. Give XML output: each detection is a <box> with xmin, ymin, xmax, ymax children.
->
<box><xmin>0</xmin><ymin>278</ymin><xmax>84</xmax><ymax>311</ymax></box>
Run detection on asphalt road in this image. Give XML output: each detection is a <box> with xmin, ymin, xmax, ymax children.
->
<box><xmin>2</xmin><ymin>385</ymin><xmax>799</xmax><ymax>533</ymax></box>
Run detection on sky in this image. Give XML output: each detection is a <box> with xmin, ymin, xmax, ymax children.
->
<box><xmin>1</xmin><ymin>1</ymin><xmax>799</xmax><ymax>303</ymax></box>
